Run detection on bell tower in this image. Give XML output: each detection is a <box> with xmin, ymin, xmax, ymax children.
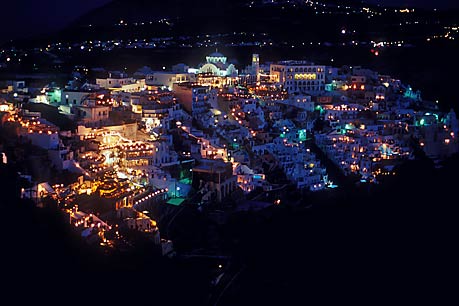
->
<box><xmin>252</xmin><ymin>54</ymin><xmax>260</xmax><ymax>82</ymax></box>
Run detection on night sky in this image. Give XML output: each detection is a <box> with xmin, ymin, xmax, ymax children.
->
<box><xmin>0</xmin><ymin>0</ymin><xmax>458</xmax><ymax>43</ymax></box>
<box><xmin>367</xmin><ymin>0</ymin><xmax>459</xmax><ymax>8</ymax></box>
<box><xmin>0</xmin><ymin>0</ymin><xmax>110</xmax><ymax>43</ymax></box>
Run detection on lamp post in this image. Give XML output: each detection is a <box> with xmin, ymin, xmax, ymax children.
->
<box><xmin>176</xmin><ymin>186</ymin><xmax>180</xmax><ymax>198</ymax></box>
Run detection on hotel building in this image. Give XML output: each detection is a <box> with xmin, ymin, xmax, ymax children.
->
<box><xmin>270</xmin><ymin>60</ymin><xmax>326</xmax><ymax>94</ymax></box>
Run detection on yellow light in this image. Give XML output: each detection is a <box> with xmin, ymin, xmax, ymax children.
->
<box><xmin>294</xmin><ymin>73</ymin><xmax>317</xmax><ymax>80</ymax></box>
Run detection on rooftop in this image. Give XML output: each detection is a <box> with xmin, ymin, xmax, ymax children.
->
<box><xmin>276</xmin><ymin>60</ymin><xmax>318</xmax><ymax>66</ymax></box>
<box><xmin>166</xmin><ymin>198</ymin><xmax>186</xmax><ymax>206</ymax></box>
<box><xmin>208</xmin><ymin>52</ymin><xmax>225</xmax><ymax>57</ymax></box>
<box><xmin>193</xmin><ymin>159</ymin><xmax>230</xmax><ymax>173</ymax></box>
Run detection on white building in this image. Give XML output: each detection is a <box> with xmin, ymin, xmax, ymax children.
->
<box><xmin>198</xmin><ymin>52</ymin><xmax>238</xmax><ymax>77</ymax></box>
<box><xmin>146</xmin><ymin>72</ymin><xmax>195</xmax><ymax>90</ymax></box>
<box><xmin>172</xmin><ymin>83</ymin><xmax>215</xmax><ymax>116</ymax></box>
<box><xmin>61</xmin><ymin>90</ymin><xmax>92</xmax><ymax>107</ymax></box>
<box><xmin>276</xmin><ymin>94</ymin><xmax>315</xmax><ymax>112</ymax></box>
<box><xmin>75</xmin><ymin>105</ymin><xmax>110</xmax><ymax>127</ymax></box>
<box><xmin>270</xmin><ymin>60</ymin><xmax>326</xmax><ymax>94</ymax></box>
<box><xmin>96</xmin><ymin>71</ymin><xmax>145</xmax><ymax>92</ymax></box>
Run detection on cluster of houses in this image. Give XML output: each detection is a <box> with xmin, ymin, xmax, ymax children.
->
<box><xmin>2</xmin><ymin>51</ymin><xmax>458</xmax><ymax>253</ymax></box>
<box><xmin>313</xmin><ymin>67</ymin><xmax>458</xmax><ymax>180</ymax></box>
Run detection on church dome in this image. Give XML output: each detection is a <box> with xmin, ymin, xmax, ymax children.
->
<box><xmin>209</xmin><ymin>52</ymin><xmax>224</xmax><ymax>57</ymax></box>
<box><xmin>206</xmin><ymin>51</ymin><xmax>227</xmax><ymax>65</ymax></box>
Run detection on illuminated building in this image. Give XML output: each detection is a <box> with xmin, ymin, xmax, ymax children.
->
<box><xmin>195</xmin><ymin>52</ymin><xmax>238</xmax><ymax>87</ymax></box>
<box><xmin>198</xmin><ymin>52</ymin><xmax>238</xmax><ymax>77</ymax></box>
<box><xmin>29</xmin><ymin>86</ymin><xmax>62</xmax><ymax>104</ymax></box>
<box><xmin>417</xmin><ymin>116</ymin><xmax>459</xmax><ymax>159</ymax></box>
<box><xmin>192</xmin><ymin>159</ymin><xmax>237</xmax><ymax>203</ymax></box>
<box><xmin>77</xmin><ymin>123</ymin><xmax>138</xmax><ymax>140</ymax></box>
<box><xmin>172</xmin><ymin>83</ymin><xmax>215</xmax><ymax>116</ymax></box>
<box><xmin>22</xmin><ymin>123</ymin><xmax>60</xmax><ymax>150</ymax></box>
<box><xmin>21</xmin><ymin>182</ymin><xmax>55</xmax><ymax>203</ymax></box>
<box><xmin>270</xmin><ymin>60</ymin><xmax>326</xmax><ymax>94</ymax></box>
<box><xmin>61</xmin><ymin>89</ymin><xmax>92</xmax><ymax>107</ymax></box>
<box><xmin>240</xmin><ymin>54</ymin><xmax>261</xmax><ymax>85</ymax></box>
<box><xmin>119</xmin><ymin>141</ymin><xmax>178</xmax><ymax>170</ymax></box>
<box><xmin>350</xmin><ymin>75</ymin><xmax>366</xmax><ymax>89</ymax></box>
<box><xmin>146</xmin><ymin>71</ymin><xmax>195</xmax><ymax>90</ymax></box>
<box><xmin>199</xmin><ymin>138</ymin><xmax>228</xmax><ymax>161</ymax></box>
<box><xmin>131</xmin><ymin>91</ymin><xmax>181</xmax><ymax>133</ymax></box>
<box><xmin>252</xmin><ymin>54</ymin><xmax>260</xmax><ymax>82</ymax></box>
<box><xmin>277</xmin><ymin>94</ymin><xmax>314</xmax><ymax>111</ymax></box>
<box><xmin>96</xmin><ymin>71</ymin><xmax>145</xmax><ymax>92</ymax></box>
<box><xmin>233</xmin><ymin>163</ymin><xmax>268</xmax><ymax>193</ymax></box>
<box><xmin>75</xmin><ymin>105</ymin><xmax>110</xmax><ymax>127</ymax></box>
<box><xmin>253</xmin><ymin>137</ymin><xmax>326</xmax><ymax>190</ymax></box>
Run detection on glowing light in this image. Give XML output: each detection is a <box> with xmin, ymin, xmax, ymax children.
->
<box><xmin>294</xmin><ymin>73</ymin><xmax>317</xmax><ymax>80</ymax></box>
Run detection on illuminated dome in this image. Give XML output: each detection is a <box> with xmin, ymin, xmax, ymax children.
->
<box><xmin>198</xmin><ymin>51</ymin><xmax>238</xmax><ymax>77</ymax></box>
<box><xmin>206</xmin><ymin>52</ymin><xmax>227</xmax><ymax>65</ymax></box>
<box><xmin>209</xmin><ymin>52</ymin><xmax>224</xmax><ymax>57</ymax></box>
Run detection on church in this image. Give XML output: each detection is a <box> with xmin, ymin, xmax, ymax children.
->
<box><xmin>196</xmin><ymin>51</ymin><xmax>238</xmax><ymax>87</ymax></box>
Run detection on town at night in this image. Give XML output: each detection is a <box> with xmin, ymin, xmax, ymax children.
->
<box><xmin>0</xmin><ymin>1</ymin><xmax>458</xmax><ymax>304</ymax></box>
